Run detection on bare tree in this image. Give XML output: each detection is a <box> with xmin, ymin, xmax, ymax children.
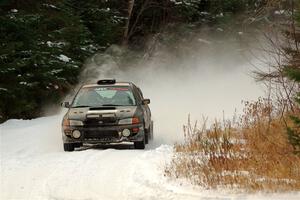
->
<box><xmin>123</xmin><ymin>0</ymin><xmax>135</xmax><ymax>46</ymax></box>
<box><xmin>122</xmin><ymin>0</ymin><xmax>172</xmax><ymax>47</ymax></box>
<box><xmin>253</xmin><ymin>0</ymin><xmax>300</xmax><ymax>115</ymax></box>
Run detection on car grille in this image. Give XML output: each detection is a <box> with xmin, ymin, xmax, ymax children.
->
<box><xmin>84</xmin><ymin>130</ymin><xmax>119</xmax><ymax>140</ymax></box>
<box><xmin>84</xmin><ymin>118</ymin><xmax>117</xmax><ymax>127</ymax></box>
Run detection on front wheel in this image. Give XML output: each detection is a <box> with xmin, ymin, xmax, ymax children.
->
<box><xmin>144</xmin><ymin>121</ymin><xmax>153</xmax><ymax>144</ymax></box>
<box><xmin>134</xmin><ymin>138</ymin><xmax>145</xmax><ymax>149</ymax></box>
<box><xmin>63</xmin><ymin>143</ymin><xmax>75</xmax><ymax>152</ymax></box>
<box><xmin>145</xmin><ymin>129</ymin><xmax>149</xmax><ymax>144</ymax></box>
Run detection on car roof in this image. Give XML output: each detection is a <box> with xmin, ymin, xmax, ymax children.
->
<box><xmin>82</xmin><ymin>82</ymin><xmax>133</xmax><ymax>88</ymax></box>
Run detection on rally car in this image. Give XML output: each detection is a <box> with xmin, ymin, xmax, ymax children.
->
<box><xmin>61</xmin><ymin>79</ymin><xmax>153</xmax><ymax>151</ymax></box>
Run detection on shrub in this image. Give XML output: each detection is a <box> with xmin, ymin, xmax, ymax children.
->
<box><xmin>166</xmin><ymin>98</ymin><xmax>300</xmax><ymax>191</ymax></box>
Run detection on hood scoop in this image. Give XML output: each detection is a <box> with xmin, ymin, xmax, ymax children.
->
<box><xmin>89</xmin><ymin>107</ymin><xmax>116</xmax><ymax>110</ymax></box>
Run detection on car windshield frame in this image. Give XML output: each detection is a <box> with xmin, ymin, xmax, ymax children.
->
<box><xmin>71</xmin><ymin>86</ymin><xmax>137</xmax><ymax>108</ymax></box>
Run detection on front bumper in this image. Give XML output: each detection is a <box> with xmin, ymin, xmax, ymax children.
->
<box><xmin>62</xmin><ymin>123</ymin><xmax>144</xmax><ymax>144</ymax></box>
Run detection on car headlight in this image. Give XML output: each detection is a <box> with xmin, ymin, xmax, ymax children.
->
<box><xmin>62</xmin><ymin>118</ymin><xmax>70</xmax><ymax>131</ymax></box>
<box><xmin>69</xmin><ymin>120</ymin><xmax>84</xmax><ymax>126</ymax></box>
<box><xmin>118</xmin><ymin>117</ymin><xmax>139</xmax><ymax>125</ymax></box>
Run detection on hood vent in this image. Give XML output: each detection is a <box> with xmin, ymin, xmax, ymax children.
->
<box><xmin>89</xmin><ymin>107</ymin><xmax>116</xmax><ymax>110</ymax></box>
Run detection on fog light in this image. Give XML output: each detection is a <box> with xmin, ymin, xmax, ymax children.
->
<box><xmin>72</xmin><ymin>130</ymin><xmax>81</xmax><ymax>139</ymax></box>
<box><xmin>122</xmin><ymin>129</ymin><xmax>130</xmax><ymax>137</ymax></box>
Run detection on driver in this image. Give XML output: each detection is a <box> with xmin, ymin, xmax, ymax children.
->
<box><xmin>76</xmin><ymin>89</ymin><xmax>104</xmax><ymax>106</ymax></box>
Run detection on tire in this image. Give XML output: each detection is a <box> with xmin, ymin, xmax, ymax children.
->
<box><xmin>64</xmin><ymin>143</ymin><xmax>75</xmax><ymax>152</ymax></box>
<box><xmin>144</xmin><ymin>127</ymin><xmax>149</xmax><ymax>144</ymax></box>
<box><xmin>145</xmin><ymin>133</ymin><xmax>149</xmax><ymax>144</ymax></box>
<box><xmin>134</xmin><ymin>137</ymin><xmax>145</xmax><ymax>149</ymax></box>
<box><xmin>74</xmin><ymin>143</ymin><xmax>82</xmax><ymax>148</ymax></box>
<box><xmin>144</xmin><ymin>121</ymin><xmax>152</xmax><ymax>144</ymax></box>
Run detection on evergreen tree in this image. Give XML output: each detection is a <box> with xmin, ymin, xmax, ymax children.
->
<box><xmin>284</xmin><ymin>3</ymin><xmax>300</xmax><ymax>154</ymax></box>
<box><xmin>0</xmin><ymin>0</ymin><xmax>270</xmax><ymax>122</ymax></box>
<box><xmin>0</xmin><ymin>0</ymin><xmax>98</xmax><ymax>121</ymax></box>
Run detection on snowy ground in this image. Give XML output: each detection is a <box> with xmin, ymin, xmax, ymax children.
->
<box><xmin>1</xmin><ymin>115</ymin><xmax>300</xmax><ymax>200</ymax></box>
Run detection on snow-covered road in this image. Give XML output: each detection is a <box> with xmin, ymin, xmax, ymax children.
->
<box><xmin>0</xmin><ymin>115</ymin><xmax>197</xmax><ymax>200</ymax></box>
<box><xmin>1</xmin><ymin>115</ymin><xmax>300</xmax><ymax>200</ymax></box>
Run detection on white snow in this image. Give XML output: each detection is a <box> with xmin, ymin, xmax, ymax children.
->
<box><xmin>46</xmin><ymin>41</ymin><xmax>66</xmax><ymax>48</ymax></box>
<box><xmin>170</xmin><ymin>0</ymin><xmax>183</xmax><ymax>5</ymax></box>
<box><xmin>49</xmin><ymin>69</ymin><xmax>63</xmax><ymax>75</ymax></box>
<box><xmin>197</xmin><ymin>38</ymin><xmax>211</xmax><ymax>44</ymax></box>
<box><xmin>217</xmin><ymin>28</ymin><xmax>224</xmax><ymax>32</ymax></box>
<box><xmin>43</xmin><ymin>4</ymin><xmax>58</xmax><ymax>9</ymax></box>
<box><xmin>0</xmin><ymin>88</ymin><xmax>8</xmax><ymax>91</ymax></box>
<box><xmin>200</xmin><ymin>11</ymin><xmax>210</xmax><ymax>15</ymax></box>
<box><xmin>217</xmin><ymin>13</ymin><xmax>224</xmax><ymax>17</ymax></box>
<box><xmin>1</xmin><ymin>115</ymin><xmax>300</xmax><ymax>199</ymax></box>
<box><xmin>19</xmin><ymin>81</ymin><xmax>27</xmax><ymax>85</ymax></box>
<box><xmin>57</xmin><ymin>54</ymin><xmax>71</xmax><ymax>62</ymax></box>
<box><xmin>274</xmin><ymin>10</ymin><xmax>285</xmax><ymax>15</ymax></box>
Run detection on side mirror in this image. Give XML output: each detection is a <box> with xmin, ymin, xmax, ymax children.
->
<box><xmin>61</xmin><ymin>102</ymin><xmax>71</xmax><ymax>108</ymax></box>
<box><xmin>142</xmin><ymin>99</ymin><xmax>150</xmax><ymax>105</ymax></box>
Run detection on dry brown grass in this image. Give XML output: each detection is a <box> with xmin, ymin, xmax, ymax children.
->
<box><xmin>166</xmin><ymin>98</ymin><xmax>300</xmax><ymax>192</ymax></box>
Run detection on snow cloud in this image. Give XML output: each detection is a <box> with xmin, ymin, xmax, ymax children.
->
<box><xmin>78</xmin><ymin>29</ymin><xmax>264</xmax><ymax>145</ymax></box>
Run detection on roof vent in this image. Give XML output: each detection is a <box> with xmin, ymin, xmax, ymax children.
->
<box><xmin>97</xmin><ymin>79</ymin><xmax>116</xmax><ymax>85</ymax></box>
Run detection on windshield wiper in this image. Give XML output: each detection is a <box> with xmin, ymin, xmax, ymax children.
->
<box><xmin>101</xmin><ymin>104</ymin><xmax>123</xmax><ymax>106</ymax></box>
<box><xmin>71</xmin><ymin>105</ymin><xmax>91</xmax><ymax>108</ymax></box>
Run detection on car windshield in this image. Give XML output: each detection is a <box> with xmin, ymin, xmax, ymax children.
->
<box><xmin>72</xmin><ymin>86</ymin><xmax>136</xmax><ymax>107</ymax></box>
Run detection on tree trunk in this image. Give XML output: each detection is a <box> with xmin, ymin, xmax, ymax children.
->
<box><xmin>123</xmin><ymin>0</ymin><xmax>135</xmax><ymax>47</ymax></box>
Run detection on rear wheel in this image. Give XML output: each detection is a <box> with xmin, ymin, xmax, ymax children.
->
<box><xmin>63</xmin><ymin>143</ymin><xmax>75</xmax><ymax>152</ymax></box>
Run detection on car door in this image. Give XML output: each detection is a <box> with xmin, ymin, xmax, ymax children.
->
<box><xmin>135</xmin><ymin>86</ymin><xmax>151</xmax><ymax>129</ymax></box>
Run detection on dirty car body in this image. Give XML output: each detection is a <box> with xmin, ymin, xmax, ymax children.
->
<box><xmin>61</xmin><ymin>79</ymin><xmax>152</xmax><ymax>151</ymax></box>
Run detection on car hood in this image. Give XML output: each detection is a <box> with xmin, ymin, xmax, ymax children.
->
<box><xmin>67</xmin><ymin>106</ymin><xmax>138</xmax><ymax>121</ymax></box>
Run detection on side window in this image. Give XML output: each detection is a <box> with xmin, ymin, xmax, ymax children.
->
<box><xmin>137</xmin><ymin>87</ymin><xmax>144</xmax><ymax>98</ymax></box>
<box><xmin>133</xmin><ymin>86</ymin><xmax>143</xmax><ymax>104</ymax></box>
